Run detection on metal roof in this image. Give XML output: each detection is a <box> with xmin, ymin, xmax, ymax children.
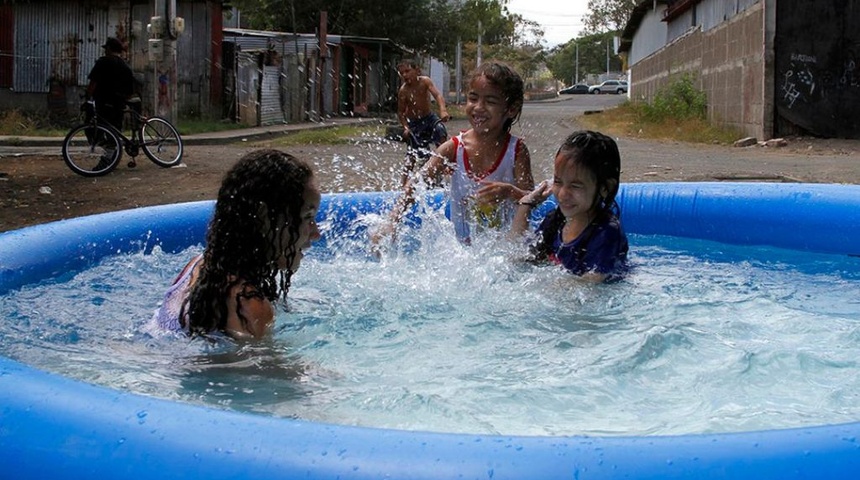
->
<box><xmin>619</xmin><ymin>0</ymin><xmax>668</xmax><ymax>53</ymax></box>
<box><xmin>222</xmin><ymin>28</ymin><xmax>411</xmax><ymax>54</ymax></box>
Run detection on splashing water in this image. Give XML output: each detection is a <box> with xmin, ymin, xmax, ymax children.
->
<box><xmin>1</xmin><ymin>207</ymin><xmax>859</xmax><ymax>437</ymax></box>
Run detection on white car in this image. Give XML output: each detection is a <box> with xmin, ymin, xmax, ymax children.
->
<box><xmin>588</xmin><ymin>80</ymin><xmax>628</xmax><ymax>94</ymax></box>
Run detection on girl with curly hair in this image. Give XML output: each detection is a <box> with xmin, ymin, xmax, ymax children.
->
<box><xmin>154</xmin><ymin>149</ymin><xmax>321</xmax><ymax>339</ymax></box>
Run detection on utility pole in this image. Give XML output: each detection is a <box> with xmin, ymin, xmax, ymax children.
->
<box><xmin>477</xmin><ymin>20</ymin><xmax>482</xmax><ymax>67</ymax></box>
<box><xmin>150</xmin><ymin>0</ymin><xmax>180</xmax><ymax>121</ymax></box>
<box><xmin>317</xmin><ymin>10</ymin><xmax>327</xmax><ymax>122</ymax></box>
<box><xmin>575</xmin><ymin>41</ymin><xmax>579</xmax><ymax>84</ymax></box>
<box><xmin>455</xmin><ymin>38</ymin><xmax>462</xmax><ymax>104</ymax></box>
<box><xmin>605</xmin><ymin>40</ymin><xmax>610</xmax><ymax>77</ymax></box>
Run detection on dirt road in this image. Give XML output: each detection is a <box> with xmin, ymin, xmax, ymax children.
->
<box><xmin>1</xmin><ymin>97</ymin><xmax>859</xmax><ymax>232</ymax></box>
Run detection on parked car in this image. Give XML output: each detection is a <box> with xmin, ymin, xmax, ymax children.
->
<box><xmin>558</xmin><ymin>84</ymin><xmax>590</xmax><ymax>95</ymax></box>
<box><xmin>588</xmin><ymin>80</ymin><xmax>628</xmax><ymax>94</ymax></box>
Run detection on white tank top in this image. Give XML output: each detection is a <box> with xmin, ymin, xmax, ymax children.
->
<box><xmin>449</xmin><ymin>133</ymin><xmax>520</xmax><ymax>243</ymax></box>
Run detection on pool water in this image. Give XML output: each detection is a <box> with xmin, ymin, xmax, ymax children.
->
<box><xmin>1</xmin><ymin>226</ymin><xmax>859</xmax><ymax>437</ymax></box>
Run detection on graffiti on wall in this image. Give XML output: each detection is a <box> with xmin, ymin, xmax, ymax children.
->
<box><xmin>775</xmin><ymin>0</ymin><xmax>860</xmax><ymax>138</ymax></box>
<box><xmin>840</xmin><ymin>56</ymin><xmax>858</xmax><ymax>88</ymax></box>
<box><xmin>780</xmin><ymin>54</ymin><xmax>817</xmax><ymax>109</ymax></box>
<box><xmin>779</xmin><ymin>51</ymin><xmax>860</xmax><ymax>109</ymax></box>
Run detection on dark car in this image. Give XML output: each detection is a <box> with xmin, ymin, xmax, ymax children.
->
<box><xmin>558</xmin><ymin>84</ymin><xmax>589</xmax><ymax>95</ymax></box>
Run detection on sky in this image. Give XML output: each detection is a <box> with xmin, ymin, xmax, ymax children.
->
<box><xmin>506</xmin><ymin>0</ymin><xmax>590</xmax><ymax>48</ymax></box>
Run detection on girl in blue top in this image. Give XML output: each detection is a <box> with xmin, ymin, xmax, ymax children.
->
<box><xmin>512</xmin><ymin>130</ymin><xmax>628</xmax><ymax>282</ymax></box>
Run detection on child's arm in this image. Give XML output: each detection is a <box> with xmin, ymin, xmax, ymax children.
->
<box><xmin>579</xmin><ymin>271</ymin><xmax>609</xmax><ymax>283</ymax></box>
<box><xmin>370</xmin><ymin>140</ymin><xmax>455</xmax><ymax>247</ymax></box>
<box><xmin>226</xmin><ymin>285</ymin><xmax>276</xmax><ymax>339</ymax></box>
<box><xmin>397</xmin><ymin>86</ymin><xmax>410</xmax><ymax>139</ymax></box>
<box><xmin>512</xmin><ymin>140</ymin><xmax>535</xmax><ymax>197</ymax></box>
<box><xmin>234</xmin><ymin>296</ymin><xmax>275</xmax><ymax>338</ymax></box>
<box><xmin>510</xmin><ymin>180</ymin><xmax>552</xmax><ymax>238</ymax></box>
<box><xmin>476</xmin><ymin>139</ymin><xmax>534</xmax><ymax>205</ymax></box>
<box><xmin>424</xmin><ymin>77</ymin><xmax>450</xmax><ymax>121</ymax></box>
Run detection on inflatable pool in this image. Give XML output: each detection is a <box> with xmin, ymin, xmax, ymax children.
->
<box><xmin>1</xmin><ymin>182</ymin><xmax>859</xmax><ymax>479</ymax></box>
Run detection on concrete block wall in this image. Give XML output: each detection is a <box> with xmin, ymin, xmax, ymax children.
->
<box><xmin>630</xmin><ymin>2</ymin><xmax>768</xmax><ymax>139</ymax></box>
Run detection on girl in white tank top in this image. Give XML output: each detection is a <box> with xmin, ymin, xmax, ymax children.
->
<box><xmin>449</xmin><ymin>133</ymin><xmax>522</xmax><ymax>243</ymax></box>
<box><xmin>371</xmin><ymin>61</ymin><xmax>534</xmax><ymax>249</ymax></box>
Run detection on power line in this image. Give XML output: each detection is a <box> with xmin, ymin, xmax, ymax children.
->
<box><xmin>511</xmin><ymin>9</ymin><xmax>586</xmax><ymax>18</ymax></box>
<box><xmin>535</xmin><ymin>22</ymin><xmax>585</xmax><ymax>27</ymax></box>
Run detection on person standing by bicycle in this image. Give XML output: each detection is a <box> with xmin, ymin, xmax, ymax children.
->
<box><xmin>86</xmin><ymin>37</ymin><xmax>136</xmax><ymax>129</ymax></box>
<box><xmin>85</xmin><ymin>37</ymin><xmax>137</xmax><ymax>168</ymax></box>
<box><xmin>63</xmin><ymin>39</ymin><xmax>181</xmax><ymax>177</ymax></box>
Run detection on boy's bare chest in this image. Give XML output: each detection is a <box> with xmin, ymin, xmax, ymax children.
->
<box><xmin>401</xmin><ymin>85</ymin><xmax>428</xmax><ymax>102</ymax></box>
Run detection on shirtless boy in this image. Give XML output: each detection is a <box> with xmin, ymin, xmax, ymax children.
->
<box><xmin>397</xmin><ymin>59</ymin><xmax>451</xmax><ymax>184</ymax></box>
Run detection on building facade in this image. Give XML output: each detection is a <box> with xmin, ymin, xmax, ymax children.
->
<box><xmin>0</xmin><ymin>0</ymin><xmax>222</xmax><ymax>123</ymax></box>
<box><xmin>0</xmin><ymin>1</ymin><xmax>423</xmax><ymax>127</ymax></box>
<box><xmin>620</xmin><ymin>0</ymin><xmax>860</xmax><ymax>140</ymax></box>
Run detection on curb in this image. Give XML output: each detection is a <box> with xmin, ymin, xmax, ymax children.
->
<box><xmin>0</xmin><ymin>103</ymin><xmax>570</xmax><ymax>149</ymax></box>
<box><xmin>0</xmin><ymin>117</ymin><xmax>375</xmax><ymax>148</ymax></box>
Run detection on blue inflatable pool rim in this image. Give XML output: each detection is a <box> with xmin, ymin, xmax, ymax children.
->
<box><xmin>1</xmin><ymin>182</ymin><xmax>860</xmax><ymax>479</ymax></box>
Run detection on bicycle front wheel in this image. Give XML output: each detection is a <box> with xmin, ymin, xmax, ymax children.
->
<box><xmin>62</xmin><ymin>124</ymin><xmax>121</xmax><ymax>177</ymax></box>
<box><xmin>140</xmin><ymin>117</ymin><xmax>183</xmax><ymax>167</ymax></box>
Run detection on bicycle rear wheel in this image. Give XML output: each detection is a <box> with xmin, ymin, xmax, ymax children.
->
<box><xmin>62</xmin><ymin>124</ymin><xmax>121</xmax><ymax>177</ymax></box>
<box><xmin>140</xmin><ymin>117</ymin><xmax>183</xmax><ymax>167</ymax></box>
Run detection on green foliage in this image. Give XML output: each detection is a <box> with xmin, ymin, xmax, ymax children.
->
<box><xmin>579</xmin><ymin>100</ymin><xmax>742</xmax><ymax>145</ymax></box>
<box><xmin>226</xmin><ymin>0</ymin><xmax>529</xmax><ymax>65</ymax></box>
<box><xmin>265</xmin><ymin>124</ymin><xmax>384</xmax><ymax>147</ymax></box>
<box><xmin>579</xmin><ymin>74</ymin><xmax>742</xmax><ymax>145</ymax></box>
<box><xmin>0</xmin><ymin>109</ymin><xmax>66</xmax><ymax>136</ymax></box>
<box><xmin>639</xmin><ymin>74</ymin><xmax>708</xmax><ymax>122</ymax></box>
<box><xmin>460</xmin><ymin>41</ymin><xmax>545</xmax><ymax>83</ymax></box>
<box><xmin>175</xmin><ymin>119</ymin><xmax>247</xmax><ymax>135</ymax></box>
<box><xmin>583</xmin><ymin>0</ymin><xmax>637</xmax><ymax>34</ymax></box>
<box><xmin>545</xmin><ymin>32</ymin><xmax>622</xmax><ymax>84</ymax></box>
<box><xmin>0</xmin><ymin>109</ymin><xmax>39</xmax><ymax>135</ymax></box>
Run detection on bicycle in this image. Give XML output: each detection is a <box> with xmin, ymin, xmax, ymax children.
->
<box><xmin>62</xmin><ymin>97</ymin><xmax>184</xmax><ymax>177</ymax></box>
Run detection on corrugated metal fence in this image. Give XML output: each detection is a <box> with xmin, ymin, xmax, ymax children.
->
<box><xmin>12</xmin><ymin>3</ymin><xmax>110</xmax><ymax>93</ymax></box>
<box><xmin>224</xmin><ymin>30</ymin><xmax>317</xmax><ymax>125</ymax></box>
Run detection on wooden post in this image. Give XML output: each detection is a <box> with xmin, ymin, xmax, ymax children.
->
<box><xmin>317</xmin><ymin>10</ymin><xmax>327</xmax><ymax>121</ymax></box>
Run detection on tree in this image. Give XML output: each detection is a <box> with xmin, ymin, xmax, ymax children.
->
<box><xmin>225</xmin><ymin>0</ymin><xmax>540</xmax><ymax>66</ymax></box>
<box><xmin>543</xmin><ymin>0</ymin><xmax>635</xmax><ymax>85</ymax></box>
<box><xmin>456</xmin><ymin>0</ymin><xmax>516</xmax><ymax>45</ymax></box>
<box><xmin>545</xmin><ymin>32</ymin><xmax>622</xmax><ymax>85</ymax></box>
<box><xmin>583</xmin><ymin>0</ymin><xmax>637</xmax><ymax>34</ymax></box>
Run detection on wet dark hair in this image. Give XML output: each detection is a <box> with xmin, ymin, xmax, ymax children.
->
<box><xmin>469</xmin><ymin>61</ymin><xmax>525</xmax><ymax>132</ymax></box>
<box><xmin>556</xmin><ymin>130</ymin><xmax>622</xmax><ymax>217</ymax></box>
<box><xmin>397</xmin><ymin>58</ymin><xmax>420</xmax><ymax>69</ymax></box>
<box><xmin>532</xmin><ymin>130</ymin><xmax>622</xmax><ymax>261</ymax></box>
<box><xmin>182</xmin><ymin>149</ymin><xmax>314</xmax><ymax>336</ymax></box>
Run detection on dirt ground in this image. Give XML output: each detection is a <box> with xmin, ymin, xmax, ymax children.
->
<box><xmin>2</xmin><ymin>114</ymin><xmax>860</xmax><ymax>232</ymax></box>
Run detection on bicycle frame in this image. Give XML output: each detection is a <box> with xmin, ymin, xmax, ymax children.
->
<box><xmin>64</xmin><ymin>100</ymin><xmax>183</xmax><ymax>177</ymax></box>
<box><xmin>84</xmin><ymin>104</ymin><xmax>145</xmax><ymax>157</ymax></box>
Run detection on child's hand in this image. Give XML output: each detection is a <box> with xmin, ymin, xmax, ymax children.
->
<box><xmin>518</xmin><ymin>180</ymin><xmax>552</xmax><ymax>207</ymax></box>
<box><xmin>369</xmin><ymin>221</ymin><xmax>396</xmax><ymax>257</ymax></box>
<box><xmin>475</xmin><ymin>180</ymin><xmax>515</xmax><ymax>205</ymax></box>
